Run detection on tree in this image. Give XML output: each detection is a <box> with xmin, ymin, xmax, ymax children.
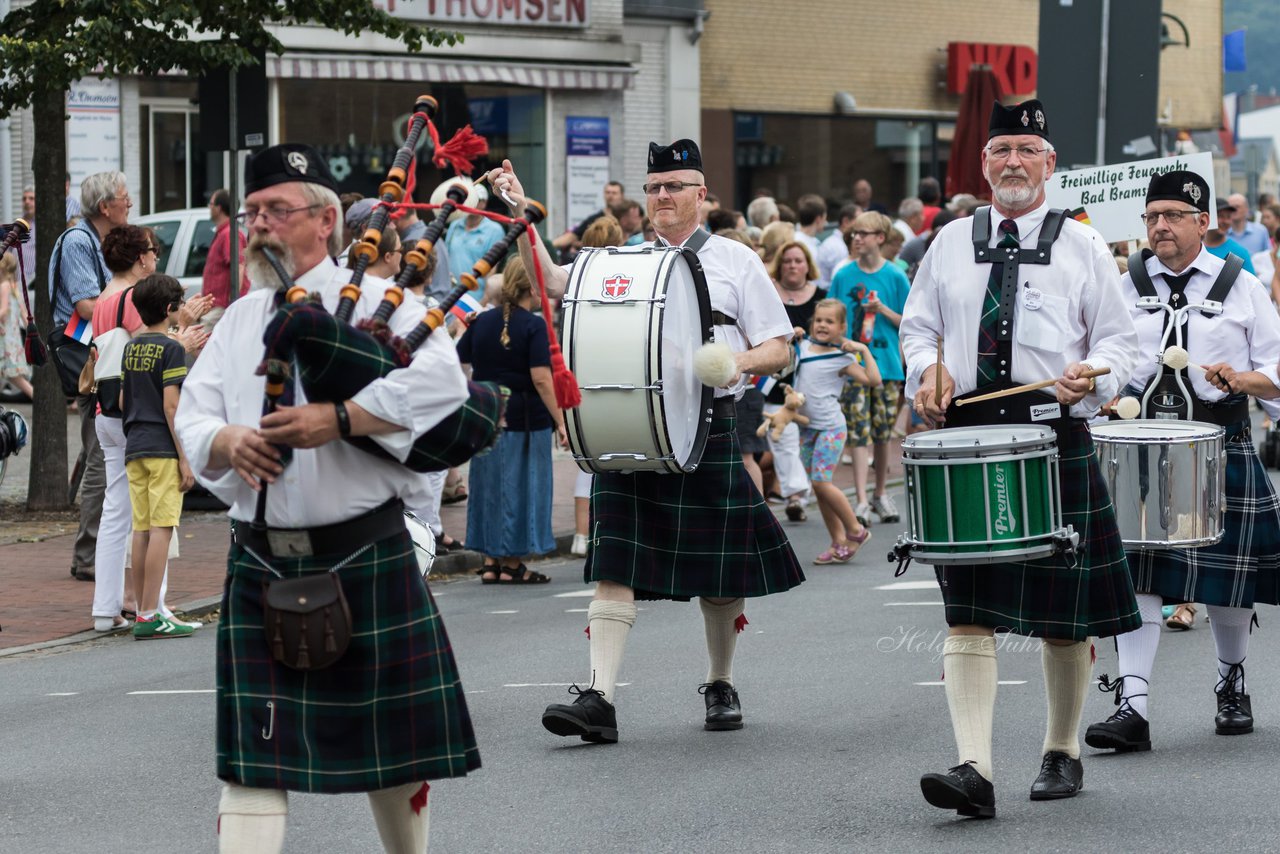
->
<box><xmin>0</xmin><ymin>1</ymin><xmax>459</xmax><ymax>509</ymax></box>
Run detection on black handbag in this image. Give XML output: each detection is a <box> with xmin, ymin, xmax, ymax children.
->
<box><xmin>262</xmin><ymin>572</ymin><xmax>353</xmax><ymax>671</ymax></box>
<box><xmin>47</xmin><ymin>227</ymin><xmax>106</xmax><ymax>397</ymax></box>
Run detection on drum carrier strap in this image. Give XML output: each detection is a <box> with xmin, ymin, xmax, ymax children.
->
<box><xmin>678</xmin><ymin>229</ymin><xmax>737</xmax><ymax>327</ymax></box>
<box><xmin>1125</xmin><ymin>248</ymin><xmax>1248</xmax><ymax>426</ymax></box>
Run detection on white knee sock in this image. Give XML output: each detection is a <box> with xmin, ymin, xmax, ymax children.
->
<box><xmin>218</xmin><ymin>784</ymin><xmax>287</xmax><ymax>854</ymax></box>
<box><xmin>1041</xmin><ymin>640</ymin><xmax>1092</xmax><ymax>758</ymax></box>
<box><xmin>1113</xmin><ymin>593</ymin><xmax>1163</xmax><ymax>718</ymax></box>
<box><xmin>1207</xmin><ymin>604</ymin><xmax>1254</xmax><ymax>692</ymax></box>
<box><xmin>943</xmin><ymin>634</ymin><xmax>998</xmax><ymax>782</ymax></box>
<box><xmin>700</xmin><ymin>597</ymin><xmax>745</xmax><ymax>685</ymax></box>
<box><xmin>368</xmin><ymin>781</ymin><xmax>431</xmax><ymax>854</ymax></box>
<box><xmin>588</xmin><ymin>599</ymin><xmax>637</xmax><ymax>704</ymax></box>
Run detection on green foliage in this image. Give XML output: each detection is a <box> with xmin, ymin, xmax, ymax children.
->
<box><xmin>0</xmin><ymin>0</ymin><xmax>461</xmax><ymax>114</ymax></box>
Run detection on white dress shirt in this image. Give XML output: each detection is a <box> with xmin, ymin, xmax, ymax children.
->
<box><xmin>815</xmin><ymin>230</ymin><xmax>847</xmax><ymax>288</ymax></box>
<box><xmin>175</xmin><ymin>257</ymin><xmax>469</xmax><ymax>527</ymax></box>
<box><xmin>1122</xmin><ymin>246</ymin><xmax>1280</xmax><ymax>400</ymax></box>
<box><xmin>900</xmin><ymin>201</ymin><xmax>1139</xmax><ymax>418</ymax></box>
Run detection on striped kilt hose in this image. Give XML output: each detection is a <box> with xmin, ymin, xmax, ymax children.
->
<box><xmin>1128</xmin><ymin>427</ymin><xmax>1280</xmax><ymax>608</ymax></box>
<box><xmin>587</xmin><ymin>412</ymin><xmax>805</xmax><ymax>600</ymax></box>
<box><xmin>934</xmin><ymin>422</ymin><xmax>1142</xmax><ymax>641</ymax></box>
<box><xmin>217</xmin><ymin>529</ymin><xmax>481</xmax><ymax>793</ymax></box>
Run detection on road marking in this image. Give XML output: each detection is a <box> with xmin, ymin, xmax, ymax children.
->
<box><xmin>487</xmin><ymin>610</ymin><xmax>519</xmax><ymax>614</ymax></box>
<box><xmin>566</xmin><ymin>608</ymin><xmax>588</xmax><ymax>613</ymax></box>
<box><xmin>127</xmin><ymin>689</ymin><xmax>216</xmax><ymax>695</ymax></box>
<box><xmin>884</xmin><ymin>601</ymin><xmax>944</xmax><ymax>606</ymax></box>
<box><xmin>504</xmin><ymin>682</ymin><xmax>631</xmax><ymax>688</ymax></box>
<box><xmin>46</xmin><ymin>692</ymin><xmax>79</xmax><ymax>696</ymax></box>
<box><xmin>875</xmin><ymin>581</ymin><xmax>939</xmax><ymax>591</ymax></box>
<box><xmin>553</xmin><ymin>590</ymin><xmax>596</xmax><ymax>598</ymax></box>
<box><xmin>915</xmin><ymin>680</ymin><xmax>1028</xmax><ymax>686</ymax></box>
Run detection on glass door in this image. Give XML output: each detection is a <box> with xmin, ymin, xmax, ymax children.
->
<box><xmin>142</xmin><ymin>104</ymin><xmax>205</xmax><ymax>213</ymax></box>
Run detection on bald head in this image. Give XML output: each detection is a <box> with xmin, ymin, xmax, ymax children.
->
<box><xmin>1228</xmin><ymin>193</ymin><xmax>1250</xmax><ymax>230</ymax></box>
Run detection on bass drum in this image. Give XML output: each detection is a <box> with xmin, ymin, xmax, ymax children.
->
<box><xmin>562</xmin><ymin>245</ymin><xmax>714</xmax><ymax>475</ymax></box>
<box><xmin>404</xmin><ymin>510</ymin><xmax>437</xmax><ymax>579</ymax></box>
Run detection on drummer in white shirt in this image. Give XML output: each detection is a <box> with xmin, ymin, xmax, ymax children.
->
<box><xmin>1085</xmin><ymin>169</ymin><xmax>1280</xmax><ymax>755</ymax></box>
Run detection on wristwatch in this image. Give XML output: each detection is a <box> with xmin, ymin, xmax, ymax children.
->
<box><xmin>334</xmin><ymin>400</ymin><xmax>352</xmax><ymax>437</ymax></box>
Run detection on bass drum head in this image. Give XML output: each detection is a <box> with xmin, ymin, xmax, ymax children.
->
<box><xmin>404</xmin><ymin>511</ymin><xmax>436</xmax><ymax>579</ymax></box>
<box><xmin>658</xmin><ymin>248</ymin><xmax>714</xmax><ymax>470</ymax></box>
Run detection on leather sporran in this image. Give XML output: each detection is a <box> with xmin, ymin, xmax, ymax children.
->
<box><xmin>262</xmin><ymin>572</ymin><xmax>352</xmax><ymax>671</ymax></box>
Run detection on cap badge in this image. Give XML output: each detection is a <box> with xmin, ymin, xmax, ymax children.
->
<box><xmin>1183</xmin><ymin>182</ymin><xmax>1201</xmax><ymax>204</ymax></box>
<box><xmin>287</xmin><ymin>151</ymin><xmax>309</xmax><ymax>175</ymax></box>
<box><xmin>1021</xmin><ymin>110</ymin><xmax>1030</xmax><ymax>127</ymax></box>
<box><xmin>1034</xmin><ymin>109</ymin><xmax>1045</xmax><ymax>130</ymax></box>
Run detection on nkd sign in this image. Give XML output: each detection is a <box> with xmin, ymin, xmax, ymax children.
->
<box><xmin>378</xmin><ymin>0</ymin><xmax>589</xmax><ymax>27</ymax></box>
<box><xmin>946</xmin><ymin>41</ymin><xmax>1037</xmax><ymax>97</ymax></box>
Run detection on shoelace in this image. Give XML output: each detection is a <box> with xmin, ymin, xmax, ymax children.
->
<box><xmin>1038</xmin><ymin>752</ymin><xmax>1072</xmax><ymax>776</ymax></box>
<box><xmin>1215</xmin><ymin>660</ymin><xmax>1248</xmax><ymax>707</ymax></box>
<box><xmin>698</xmin><ymin>682</ymin><xmax>737</xmax><ymax>705</ymax></box>
<box><xmin>1097</xmin><ymin>673</ymin><xmax>1148</xmax><ymax>720</ymax></box>
<box><xmin>567</xmin><ymin>676</ymin><xmax>603</xmax><ymax>700</ymax></box>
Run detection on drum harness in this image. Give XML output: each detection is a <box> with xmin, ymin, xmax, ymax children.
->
<box><xmin>660</xmin><ymin>228</ymin><xmax>739</xmax><ymax>419</ymax></box>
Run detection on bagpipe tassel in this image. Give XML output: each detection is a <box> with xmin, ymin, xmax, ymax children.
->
<box><xmin>430</xmin><ymin>123</ymin><xmax>490</xmax><ymax>175</ymax></box>
<box><xmin>526</xmin><ymin>222</ymin><xmax>581</xmax><ymax>410</ymax></box>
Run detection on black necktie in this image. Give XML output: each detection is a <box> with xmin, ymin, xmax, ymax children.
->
<box><xmin>1163</xmin><ymin>271</ymin><xmax>1193</xmax><ymax>309</ymax></box>
<box><xmin>977</xmin><ymin>219</ymin><xmax>1019</xmax><ymax>386</ymax></box>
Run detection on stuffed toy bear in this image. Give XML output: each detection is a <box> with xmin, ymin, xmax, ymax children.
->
<box><xmin>756</xmin><ymin>384</ymin><xmax>810</xmax><ymax>440</ymax></box>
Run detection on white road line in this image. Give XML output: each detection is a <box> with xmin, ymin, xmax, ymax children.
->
<box><xmin>875</xmin><ymin>580</ymin><xmax>940</xmax><ymax>591</ymax></box>
<box><xmin>884</xmin><ymin>601</ymin><xmax>944</xmax><ymax>606</ymax></box>
<box><xmin>915</xmin><ymin>680</ymin><xmax>1028</xmax><ymax>686</ymax></box>
<box><xmin>46</xmin><ymin>692</ymin><xmax>79</xmax><ymax>696</ymax></box>
<box><xmin>127</xmin><ymin>689</ymin><xmax>216</xmax><ymax>695</ymax></box>
<box><xmin>553</xmin><ymin>590</ymin><xmax>597</xmax><ymax>598</ymax></box>
<box><xmin>503</xmin><ymin>682</ymin><xmax>631</xmax><ymax>688</ymax></box>
<box><xmin>565</xmin><ymin>608</ymin><xmax>589</xmax><ymax>613</ymax></box>
<box><xmin>486</xmin><ymin>610</ymin><xmax>519</xmax><ymax>614</ymax></box>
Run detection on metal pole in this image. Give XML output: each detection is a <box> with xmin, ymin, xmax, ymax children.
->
<box><xmin>1095</xmin><ymin>0</ymin><xmax>1110</xmax><ymax>166</ymax></box>
<box><xmin>228</xmin><ymin>67</ymin><xmax>240</xmax><ymax>304</ymax></box>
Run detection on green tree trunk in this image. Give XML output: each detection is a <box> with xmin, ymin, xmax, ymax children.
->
<box><xmin>27</xmin><ymin>86</ymin><xmax>70</xmax><ymax>510</ymax></box>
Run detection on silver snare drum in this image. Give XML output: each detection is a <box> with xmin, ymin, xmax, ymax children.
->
<box><xmin>1089</xmin><ymin>419</ymin><xmax>1225</xmax><ymax>548</ymax></box>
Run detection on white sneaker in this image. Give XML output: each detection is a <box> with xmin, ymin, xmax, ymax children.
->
<box><xmin>841</xmin><ymin>453</ymin><xmax>853</xmax><ymax>465</ymax></box>
<box><xmin>871</xmin><ymin>494</ymin><xmax>900</xmax><ymax>523</ymax></box>
<box><xmin>571</xmin><ymin>533</ymin><xmax>590</xmax><ymax>557</ymax></box>
<box><xmin>93</xmin><ymin>616</ymin><xmax>129</xmax><ymax>632</ymax></box>
<box><xmin>855</xmin><ymin>501</ymin><xmax>872</xmax><ymax>526</ymax></box>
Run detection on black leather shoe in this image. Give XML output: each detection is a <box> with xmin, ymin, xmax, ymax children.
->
<box><xmin>1086</xmin><ymin>674</ymin><xmax>1152</xmax><ymax>752</ymax></box>
<box><xmin>1215</xmin><ymin>662</ymin><xmax>1253</xmax><ymax>735</ymax></box>
<box><xmin>1029</xmin><ymin>751</ymin><xmax>1083</xmax><ymax>800</ymax></box>
<box><xmin>542</xmin><ymin>687</ymin><xmax>618</xmax><ymax>744</ymax></box>
<box><xmin>920</xmin><ymin>762</ymin><xmax>995</xmax><ymax>819</ymax></box>
<box><xmin>700</xmin><ymin>680</ymin><xmax>744</xmax><ymax>731</ymax></box>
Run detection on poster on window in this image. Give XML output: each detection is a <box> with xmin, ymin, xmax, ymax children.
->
<box><xmin>566</xmin><ymin>116</ymin><xmax>609</xmax><ymax>230</ymax></box>
<box><xmin>1045</xmin><ymin>151</ymin><xmax>1216</xmax><ymax>244</ymax></box>
<box><xmin>66</xmin><ymin>78</ymin><xmax>122</xmax><ymax>198</ymax></box>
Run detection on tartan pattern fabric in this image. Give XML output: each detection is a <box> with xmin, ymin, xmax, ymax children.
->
<box><xmin>976</xmin><ymin>222</ymin><xmax>1019</xmax><ymax>386</ymax></box>
<box><xmin>934</xmin><ymin>423</ymin><xmax>1142</xmax><ymax>641</ymax></box>
<box><xmin>262</xmin><ymin>302</ymin><xmax>508</xmax><ymax>473</ymax></box>
<box><xmin>217</xmin><ymin>529</ymin><xmax>480</xmax><ymax>793</ymax></box>
<box><xmin>587</xmin><ymin>413</ymin><xmax>805</xmax><ymax>600</ymax></box>
<box><xmin>1129</xmin><ymin>433</ymin><xmax>1280</xmax><ymax>608</ymax></box>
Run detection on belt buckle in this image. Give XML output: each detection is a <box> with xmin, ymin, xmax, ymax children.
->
<box><xmin>267</xmin><ymin>529</ymin><xmax>314</xmax><ymax>557</ymax></box>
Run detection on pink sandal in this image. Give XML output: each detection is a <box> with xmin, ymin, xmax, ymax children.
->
<box><xmin>814</xmin><ymin>544</ymin><xmax>841</xmax><ymax>565</ymax></box>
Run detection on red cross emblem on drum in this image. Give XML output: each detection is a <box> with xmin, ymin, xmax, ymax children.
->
<box><xmin>601</xmin><ymin>273</ymin><xmax>632</xmax><ymax>300</ymax></box>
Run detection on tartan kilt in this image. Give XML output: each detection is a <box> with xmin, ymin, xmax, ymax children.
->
<box><xmin>1128</xmin><ymin>430</ymin><xmax>1280</xmax><ymax>608</ymax></box>
<box><xmin>935</xmin><ymin>422</ymin><xmax>1142</xmax><ymax>641</ymax></box>
<box><xmin>216</xmin><ymin>529</ymin><xmax>480</xmax><ymax>793</ymax></box>
<box><xmin>586</xmin><ymin>412</ymin><xmax>805</xmax><ymax>600</ymax></box>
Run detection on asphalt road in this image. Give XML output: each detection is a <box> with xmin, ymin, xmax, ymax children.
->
<box><xmin>5</xmin><ymin>483</ymin><xmax>1280</xmax><ymax>853</ymax></box>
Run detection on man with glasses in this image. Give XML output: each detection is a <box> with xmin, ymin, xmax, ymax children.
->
<box><xmin>50</xmin><ymin>171</ymin><xmax>131</xmax><ymax>582</ymax></box>
<box><xmin>900</xmin><ymin>99</ymin><xmax>1140</xmax><ymax>817</ymax></box>
<box><xmin>175</xmin><ymin>143</ymin><xmax>480</xmax><ymax>852</ymax></box>
<box><xmin>489</xmin><ymin>139</ymin><xmax>803</xmax><ymax>745</ymax></box>
<box><xmin>1085</xmin><ymin>169</ymin><xmax>1280</xmax><ymax>757</ymax></box>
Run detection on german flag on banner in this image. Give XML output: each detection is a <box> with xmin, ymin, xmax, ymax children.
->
<box><xmin>1067</xmin><ymin>206</ymin><xmax>1092</xmax><ymax>226</ymax></box>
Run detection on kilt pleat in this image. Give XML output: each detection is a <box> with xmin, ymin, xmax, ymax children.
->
<box><xmin>1129</xmin><ymin>433</ymin><xmax>1280</xmax><ymax>608</ymax></box>
<box><xmin>587</xmin><ymin>413</ymin><xmax>805</xmax><ymax>600</ymax></box>
<box><xmin>217</xmin><ymin>530</ymin><xmax>480</xmax><ymax>793</ymax></box>
<box><xmin>935</xmin><ymin>422</ymin><xmax>1142</xmax><ymax>641</ymax></box>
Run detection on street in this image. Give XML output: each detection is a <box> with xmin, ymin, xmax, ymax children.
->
<box><xmin>5</xmin><ymin>482</ymin><xmax>1280</xmax><ymax>853</ymax></box>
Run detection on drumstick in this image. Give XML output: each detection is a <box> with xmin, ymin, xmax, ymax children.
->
<box><xmin>934</xmin><ymin>338</ymin><xmax>943</xmax><ymax>407</ymax></box>
<box><xmin>1160</xmin><ymin>345</ymin><xmax>1207</xmax><ymax>372</ymax></box>
<box><xmin>953</xmin><ymin>367</ymin><xmax>1111</xmax><ymax>407</ymax></box>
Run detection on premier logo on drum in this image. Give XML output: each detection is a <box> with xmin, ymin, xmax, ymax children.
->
<box><xmin>993</xmin><ymin>467</ymin><xmax>1018</xmax><ymax>536</ymax></box>
<box><xmin>601</xmin><ymin>273</ymin><xmax>632</xmax><ymax>300</ymax></box>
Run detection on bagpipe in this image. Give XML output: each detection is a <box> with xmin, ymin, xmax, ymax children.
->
<box><xmin>254</xmin><ymin>94</ymin><xmax>577</xmax><ymax>487</ymax></box>
<box><xmin>0</xmin><ymin>218</ymin><xmax>46</xmax><ymax>368</ymax></box>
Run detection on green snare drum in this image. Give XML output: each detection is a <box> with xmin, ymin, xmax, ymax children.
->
<box><xmin>893</xmin><ymin>425</ymin><xmax>1078</xmax><ymax>565</ymax></box>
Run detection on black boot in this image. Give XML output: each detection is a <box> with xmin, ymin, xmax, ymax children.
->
<box><xmin>1029</xmin><ymin>751</ymin><xmax>1083</xmax><ymax>800</ymax></box>
<box><xmin>919</xmin><ymin>761</ymin><xmax>996</xmax><ymax>819</ymax></box>
<box><xmin>1215</xmin><ymin>660</ymin><xmax>1254</xmax><ymax>735</ymax></box>
<box><xmin>699</xmin><ymin>680</ymin><xmax>744</xmax><ymax>731</ymax></box>
<box><xmin>542</xmin><ymin>686</ymin><xmax>619</xmax><ymax>744</ymax></box>
<box><xmin>1085</xmin><ymin>674</ymin><xmax>1152</xmax><ymax>752</ymax></box>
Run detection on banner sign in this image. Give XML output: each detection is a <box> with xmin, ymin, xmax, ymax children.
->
<box><xmin>66</xmin><ymin>77</ymin><xmax>122</xmax><ymax>196</ymax></box>
<box><xmin>379</xmin><ymin>0</ymin><xmax>589</xmax><ymax>28</ymax></box>
<box><xmin>1045</xmin><ymin>151</ymin><xmax>1216</xmax><ymax>244</ymax></box>
<box><xmin>566</xmin><ymin>116</ymin><xmax>609</xmax><ymax>229</ymax></box>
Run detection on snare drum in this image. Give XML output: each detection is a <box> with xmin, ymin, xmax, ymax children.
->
<box><xmin>1089</xmin><ymin>420</ymin><xmax>1224</xmax><ymax>548</ymax></box>
<box><xmin>897</xmin><ymin>425</ymin><xmax>1076</xmax><ymax>564</ymax></box>
<box><xmin>563</xmin><ymin>246</ymin><xmax>714</xmax><ymax>474</ymax></box>
<box><xmin>404</xmin><ymin>511</ymin><xmax>437</xmax><ymax>579</ymax></box>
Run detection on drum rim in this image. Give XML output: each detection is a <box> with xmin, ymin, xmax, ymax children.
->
<box><xmin>653</xmin><ymin>246</ymin><xmax>715</xmax><ymax>474</ymax></box>
<box><xmin>902</xmin><ymin>424</ymin><xmax>1058</xmax><ymax>456</ymax></box>
<box><xmin>1089</xmin><ymin>418</ymin><xmax>1224</xmax><ymax>442</ymax></box>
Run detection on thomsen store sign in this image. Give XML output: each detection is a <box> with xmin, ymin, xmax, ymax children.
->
<box><xmin>946</xmin><ymin>42</ymin><xmax>1037</xmax><ymax>97</ymax></box>
<box><xmin>378</xmin><ymin>0</ymin><xmax>590</xmax><ymax>27</ymax></box>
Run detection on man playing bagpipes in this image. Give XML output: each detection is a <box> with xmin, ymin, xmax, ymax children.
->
<box><xmin>175</xmin><ymin>143</ymin><xmax>483</xmax><ymax>853</ymax></box>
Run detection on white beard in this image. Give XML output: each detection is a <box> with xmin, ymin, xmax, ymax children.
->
<box><xmin>246</xmin><ymin>237</ymin><xmax>295</xmax><ymax>292</ymax></box>
<box><xmin>989</xmin><ymin>170</ymin><xmax>1040</xmax><ymax>211</ymax></box>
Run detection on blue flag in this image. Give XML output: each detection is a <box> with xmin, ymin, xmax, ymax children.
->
<box><xmin>1224</xmin><ymin>28</ymin><xmax>1247</xmax><ymax>73</ymax></box>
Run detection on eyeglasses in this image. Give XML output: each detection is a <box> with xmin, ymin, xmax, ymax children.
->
<box><xmin>851</xmin><ymin>230</ymin><xmax>882</xmax><ymax>238</ymax></box>
<box><xmin>236</xmin><ymin>204</ymin><xmax>321</xmax><ymax>226</ymax></box>
<box><xmin>986</xmin><ymin>145</ymin><xmax>1048</xmax><ymax>161</ymax></box>
<box><xmin>641</xmin><ymin>181</ymin><xmax>703</xmax><ymax>196</ymax></box>
<box><xmin>145</xmin><ymin>245</ymin><xmax>160</xmax><ymax>254</ymax></box>
<box><xmin>1139</xmin><ymin>209</ymin><xmax>1202</xmax><ymax>225</ymax></box>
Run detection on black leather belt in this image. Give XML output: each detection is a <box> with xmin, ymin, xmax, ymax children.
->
<box><xmin>234</xmin><ymin>499</ymin><xmax>406</xmax><ymax>558</ymax></box>
<box><xmin>712</xmin><ymin>311</ymin><xmax>737</xmax><ymax>326</ymax></box>
<box><xmin>713</xmin><ymin>396</ymin><xmax>737</xmax><ymax>418</ymax></box>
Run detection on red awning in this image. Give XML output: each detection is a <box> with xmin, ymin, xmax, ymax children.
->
<box><xmin>266</xmin><ymin>53</ymin><xmax>635</xmax><ymax>91</ymax></box>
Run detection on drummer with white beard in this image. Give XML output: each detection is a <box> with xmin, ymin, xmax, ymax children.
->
<box><xmin>488</xmin><ymin>139</ymin><xmax>803</xmax><ymax>745</ymax></box>
<box><xmin>1085</xmin><ymin>169</ymin><xmax>1280</xmax><ymax>754</ymax></box>
<box><xmin>900</xmin><ymin>98</ymin><xmax>1141</xmax><ymax>817</ymax></box>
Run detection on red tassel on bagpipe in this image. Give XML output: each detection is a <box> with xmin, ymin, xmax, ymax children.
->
<box><xmin>526</xmin><ymin>222</ymin><xmax>581</xmax><ymax>410</ymax></box>
<box><xmin>427</xmin><ymin>121</ymin><xmax>490</xmax><ymax>175</ymax></box>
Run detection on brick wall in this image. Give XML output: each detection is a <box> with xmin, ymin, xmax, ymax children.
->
<box><xmin>622</xmin><ymin>21</ymin><xmax>671</xmax><ymax>196</ymax></box>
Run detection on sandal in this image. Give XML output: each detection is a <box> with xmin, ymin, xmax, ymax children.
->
<box><xmin>442</xmin><ymin>483</ymin><xmax>468</xmax><ymax>505</ymax></box>
<box><xmin>785</xmin><ymin>499</ymin><xmax>807</xmax><ymax>522</ymax></box>
<box><xmin>814</xmin><ymin>544</ymin><xmax>841</xmax><ymax>565</ymax></box>
<box><xmin>437</xmin><ymin>534</ymin><xmax>466</xmax><ymax>553</ymax></box>
<box><xmin>477</xmin><ymin>564</ymin><xmax>500</xmax><ymax>585</ymax></box>
<box><xmin>498</xmin><ymin>563</ymin><xmax>551</xmax><ymax>584</ymax></box>
<box><xmin>842</xmin><ymin>528</ymin><xmax>872</xmax><ymax>560</ymax></box>
<box><xmin>1166</xmin><ymin>603</ymin><xmax>1196</xmax><ymax>631</ymax></box>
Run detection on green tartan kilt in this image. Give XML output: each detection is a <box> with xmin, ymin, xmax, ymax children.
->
<box><xmin>586</xmin><ymin>413</ymin><xmax>805</xmax><ymax>600</ymax></box>
<box><xmin>1128</xmin><ymin>430</ymin><xmax>1280</xmax><ymax>608</ymax></box>
<box><xmin>934</xmin><ymin>422</ymin><xmax>1142</xmax><ymax>641</ymax></box>
<box><xmin>217</xmin><ymin>528</ymin><xmax>480</xmax><ymax>793</ymax></box>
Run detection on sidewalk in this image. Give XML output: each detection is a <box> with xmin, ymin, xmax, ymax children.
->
<box><xmin>0</xmin><ymin>435</ymin><xmax>903</xmax><ymax>655</ymax></box>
